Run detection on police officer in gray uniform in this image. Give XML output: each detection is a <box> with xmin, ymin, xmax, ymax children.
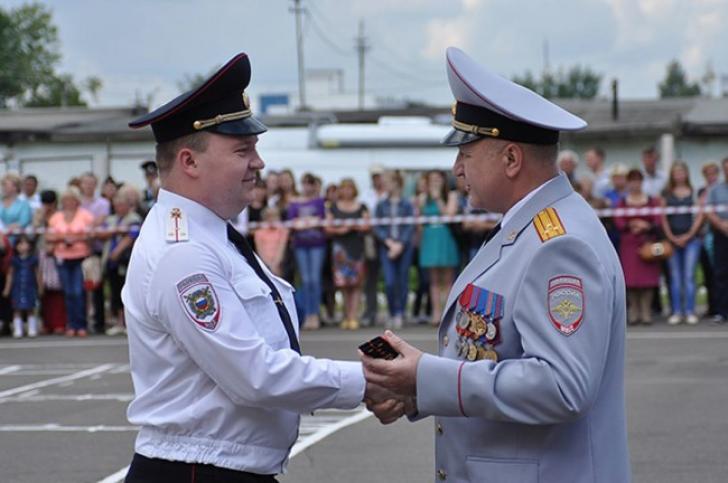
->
<box><xmin>123</xmin><ymin>53</ymin><xmax>392</xmax><ymax>483</ymax></box>
<box><xmin>363</xmin><ymin>47</ymin><xmax>630</xmax><ymax>483</ymax></box>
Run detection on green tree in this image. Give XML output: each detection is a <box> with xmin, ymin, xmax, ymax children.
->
<box><xmin>513</xmin><ymin>65</ymin><xmax>602</xmax><ymax>99</ymax></box>
<box><xmin>0</xmin><ymin>3</ymin><xmax>101</xmax><ymax>107</ymax></box>
<box><xmin>0</xmin><ymin>3</ymin><xmax>59</xmax><ymax>107</ymax></box>
<box><xmin>658</xmin><ymin>60</ymin><xmax>701</xmax><ymax>98</ymax></box>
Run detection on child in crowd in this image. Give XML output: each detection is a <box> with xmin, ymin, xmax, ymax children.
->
<box><xmin>253</xmin><ymin>206</ymin><xmax>289</xmax><ymax>277</ymax></box>
<box><xmin>2</xmin><ymin>235</ymin><xmax>41</xmax><ymax>338</ymax></box>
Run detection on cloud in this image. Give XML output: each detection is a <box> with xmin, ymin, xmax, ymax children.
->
<box><xmin>6</xmin><ymin>0</ymin><xmax>727</xmax><ymax>104</ymax></box>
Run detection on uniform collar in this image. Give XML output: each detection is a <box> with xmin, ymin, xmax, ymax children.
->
<box><xmin>498</xmin><ymin>174</ymin><xmax>573</xmax><ymax>245</ymax></box>
<box><xmin>156</xmin><ymin>189</ymin><xmax>229</xmax><ymax>240</ymax></box>
<box><xmin>501</xmin><ymin>178</ymin><xmax>551</xmax><ymax>227</ymax></box>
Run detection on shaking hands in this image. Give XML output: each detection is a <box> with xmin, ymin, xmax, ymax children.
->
<box><xmin>360</xmin><ymin>331</ymin><xmax>423</xmax><ymax>425</ymax></box>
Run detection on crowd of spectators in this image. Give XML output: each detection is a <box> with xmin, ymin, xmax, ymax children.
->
<box><xmin>0</xmin><ymin>166</ymin><xmax>156</xmax><ymax>338</ymax></box>
<box><xmin>1</xmin><ymin>146</ymin><xmax>728</xmax><ymax>338</ymax></box>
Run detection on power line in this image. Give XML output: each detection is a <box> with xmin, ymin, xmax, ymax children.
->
<box><xmin>305</xmin><ymin>10</ymin><xmax>350</xmax><ymax>56</ymax></box>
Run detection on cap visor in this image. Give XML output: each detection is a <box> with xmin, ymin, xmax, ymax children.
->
<box><xmin>442</xmin><ymin>129</ymin><xmax>482</xmax><ymax>146</ymax></box>
<box><xmin>209</xmin><ymin>116</ymin><xmax>268</xmax><ymax>137</ymax></box>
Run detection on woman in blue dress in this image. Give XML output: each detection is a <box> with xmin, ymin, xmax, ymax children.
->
<box><xmin>417</xmin><ymin>169</ymin><xmax>459</xmax><ymax>326</ymax></box>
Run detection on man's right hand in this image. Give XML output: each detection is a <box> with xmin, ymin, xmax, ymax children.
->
<box><xmin>364</xmin><ymin>382</ymin><xmax>406</xmax><ymax>425</ymax></box>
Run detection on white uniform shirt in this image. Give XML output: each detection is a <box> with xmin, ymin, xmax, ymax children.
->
<box><xmin>122</xmin><ymin>189</ymin><xmax>365</xmax><ymax>475</ymax></box>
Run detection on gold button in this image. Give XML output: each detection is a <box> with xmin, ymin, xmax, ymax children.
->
<box><xmin>442</xmin><ymin>335</ymin><xmax>449</xmax><ymax>347</ymax></box>
<box><xmin>437</xmin><ymin>469</ymin><xmax>447</xmax><ymax>480</ymax></box>
<box><xmin>436</xmin><ymin>422</ymin><xmax>444</xmax><ymax>435</ymax></box>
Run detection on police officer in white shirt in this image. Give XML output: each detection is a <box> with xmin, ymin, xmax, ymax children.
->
<box><xmin>124</xmin><ymin>53</ymin><xmax>393</xmax><ymax>482</ymax></box>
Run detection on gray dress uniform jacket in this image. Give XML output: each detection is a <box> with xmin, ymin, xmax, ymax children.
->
<box><xmin>415</xmin><ymin>174</ymin><xmax>630</xmax><ymax>483</ymax></box>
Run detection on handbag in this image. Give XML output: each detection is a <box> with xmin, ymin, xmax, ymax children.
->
<box><xmin>639</xmin><ymin>240</ymin><xmax>673</xmax><ymax>263</ymax></box>
<box><xmin>81</xmin><ymin>255</ymin><xmax>103</xmax><ymax>291</ymax></box>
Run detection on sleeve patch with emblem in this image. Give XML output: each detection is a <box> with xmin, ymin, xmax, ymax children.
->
<box><xmin>548</xmin><ymin>275</ymin><xmax>584</xmax><ymax>336</ymax></box>
<box><xmin>533</xmin><ymin>207</ymin><xmax>566</xmax><ymax>242</ymax></box>
<box><xmin>177</xmin><ymin>273</ymin><xmax>221</xmax><ymax>331</ymax></box>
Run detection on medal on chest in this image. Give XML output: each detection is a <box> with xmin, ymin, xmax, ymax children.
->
<box><xmin>454</xmin><ymin>284</ymin><xmax>504</xmax><ymax>362</ymax></box>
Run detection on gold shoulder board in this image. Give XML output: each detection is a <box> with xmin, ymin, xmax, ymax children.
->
<box><xmin>533</xmin><ymin>207</ymin><xmax>566</xmax><ymax>242</ymax></box>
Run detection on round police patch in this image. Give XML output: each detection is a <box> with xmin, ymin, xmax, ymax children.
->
<box><xmin>177</xmin><ymin>273</ymin><xmax>221</xmax><ymax>331</ymax></box>
<box><xmin>547</xmin><ymin>275</ymin><xmax>584</xmax><ymax>336</ymax></box>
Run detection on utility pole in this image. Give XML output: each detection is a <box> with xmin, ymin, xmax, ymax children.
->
<box><xmin>290</xmin><ymin>0</ymin><xmax>307</xmax><ymax>110</ymax></box>
<box><xmin>542</xmin><ymin>38</ymin><xmax>551</xmax><ymax>77</ymax></box>
<box><xmin>355</xmin><ymin>19</ymin><xmax>370</xmax><ymax>110</ymax></box>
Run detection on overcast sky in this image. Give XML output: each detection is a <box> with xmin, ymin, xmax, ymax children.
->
<box><xmin>3</xmin><ymin>0</ymin><xmax>728</xmax><ymax>109</ymax></box>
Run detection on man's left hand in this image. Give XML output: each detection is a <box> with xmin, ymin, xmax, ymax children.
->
<box><xmin>361</xmin><ymin>331</ymin><xmax>422</xmax><ymax>398</ymax></box>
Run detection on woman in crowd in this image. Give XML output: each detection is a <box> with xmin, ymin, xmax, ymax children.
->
<box><xmin>321</xmin><ymin>183</ymin><xmax>339</xmax><ymax>324</ymax></box>
<box><xmin>325</xmin><ymin>178</ymin><xmax>369</xmax><ymax>330</ymax></box>
<box><xmin>287</xmin><ymin>173</ymin><xmax>327</xmax><ymax>330</ymax></box>
<box><xmin>46</xmin><ymin>187</ymin><xmax>94</xmax><ymax>337</ymax></box>
<box><xmin>32</xmin><ymin>190</ymin><xmax>67</xmax><ymax>334</ymax></box>
<box><xmin>245</xmin><ymin>178</ymin><xmax>268</xmax><ymax>247</ymax></box>
<box><xmin>276</xmin><ymin>169</ymin><xmax>298</xmax><ymax>285</ymax></box>
<box><xmin>661</xmin><ymin>161</ymin><xmax>704</xmax><ymax>325</ymax></box>
<box><xmin>277</xmin><ymin>169</ymin><xmax>299</xmax><ymax>211</ymax></box>
<box><xmin>0</xmin><ymin>173</ymin><xmax>33</xmax><ymax>232</ymax></box>
<box><xmin>615</xmin><ymin>169</ymin><xmax>662</xmax><ymax>325</ymax></box>
<box><xmin>100</xmin><ymin>188</ymin><xmax>143</xmax><ymax>335</ymax></box>
<box><xmin>374</xmin><ymin>170</ymin><xmax>414</xmax><ymax>330</ymax></box>
<box><xmin>698</xmin><ymin>162</ymin><xmax>720</xmax><ymax>318</ymax></box>
<box><xmin>101</xmin><ymin>176</ymin><xmax>120</xmax><ymax>214</ymax></box>
<box><xmin>410</xmin><ymin>173</ymin><xmax>431</xmax><ymax>324</ymax></box>
<box><xmin>417</xmin><ymin>169</ymin><xmax>459</xmax><ymax>326</ymax></box>
<box><xmin>253</xmin><ymin>206</ymin><xmax>289</xmax><ymax>277</ymax></box>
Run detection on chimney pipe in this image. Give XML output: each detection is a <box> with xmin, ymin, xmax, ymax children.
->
<box><xmin>611</xmin><ymin>79</ymin><xmax>619</xmax><ymax>121</ymax></box>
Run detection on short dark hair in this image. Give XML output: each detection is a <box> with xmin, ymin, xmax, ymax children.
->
<box><xmin>301</xmin><ymin>172</ymin><xmax>317</xmax><ymax>185</ymax></box>
<box><xmin>23</xmin><ymin>174</ymin><xmax>38</xmax><ymax>184</ymax></box>
<box><xmin>155</xmin><ymin>132</ymin><xmax>210</xmax><ymax>174</ymax></box>
<box><xmin>589</xmin><ymin>147</ymin><xmax>605</xmax><ymax>159</ymax></box>
<box><xmin>40</xmin><ymin>189</ymin><xmax>57</xmax><ymax>205</ymax></box>
<box><xmin>626</xmin><ymin>168</ymin><xmax>644</xmax><ymax>181</ymax></box>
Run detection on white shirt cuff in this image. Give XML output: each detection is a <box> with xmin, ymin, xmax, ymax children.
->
<box><xmin>331</xmin><ymin>361</ymin><xmax>366</xmax><ymax>409</ymax></box>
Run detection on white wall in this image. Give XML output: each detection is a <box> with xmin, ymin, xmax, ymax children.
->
<box><xmin>2</xmin><ymin>126</ymin><xmax>726</xmax><ymax>197</ymax></box>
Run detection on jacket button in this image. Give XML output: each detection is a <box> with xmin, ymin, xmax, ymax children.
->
<box><xmin>437</xmin><ymin>469</ymin><xmax>447</xmax><ymax>480</ymax></box>
<box><xmin>436</xmin><ymin>422</ymin><xmax>444</xmax><ymax>435</ymax></box>
<box><xmin>442</xmin><ymin>335</ymin><xmax>449</xmax><ymax>347</ymax></box>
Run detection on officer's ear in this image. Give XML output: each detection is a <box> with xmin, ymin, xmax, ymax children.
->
<box><xmin>502</xmin><ymin>143</ymin><xmax>524</xmax><ymax>179</ymax></box>
<box><xmin>177</xmin><ymin>147</ymin><xmax>201</xmax><ymax>179</ymax></box>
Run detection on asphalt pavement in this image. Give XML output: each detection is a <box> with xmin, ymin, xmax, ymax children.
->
<box><xmin>0</xmin><ymin>321</ymin><xmax>726</xmax><ymax>483</ymax></box>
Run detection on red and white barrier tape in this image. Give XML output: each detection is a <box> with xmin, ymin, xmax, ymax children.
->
<box><xmin>2</xmin><ymin>204</ymin><xmax>726</xmax><ymax>235</ymax></box>
<box><xmin>247</xmin><ymin>203</ymin><xmax>728</xmax><ymax>229</ymax></box>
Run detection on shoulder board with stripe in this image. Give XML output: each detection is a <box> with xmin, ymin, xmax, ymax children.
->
<box><xmin>533</xmin><ymin>207</ymin><xmax>566</xmax><ymax>242</ymax></box>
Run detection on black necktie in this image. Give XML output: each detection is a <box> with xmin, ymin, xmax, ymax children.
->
<box><xmin>483</xmin><ymin>223</ymin><xmax>501</xmax><ymax>246</ymax></box>
<box><xmin>227</xmin><ymin>224</ymin><xmax>301</xmax><ymax>354</ymax></box>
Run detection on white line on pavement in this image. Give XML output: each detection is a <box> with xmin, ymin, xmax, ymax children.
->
<box><xmin>0</xmin><ymin>424</ymin><xmax>137</xmax><ymax>432</ymax></box>
<box><xmin>0</xmin><ymin>393</ymin><xmax>134</xmax><ymax>404</ymax></box>
<box><xmin>627</xmin><ymin>331</ymin><xmax>728</xmax><ymax>340</ymax></box>
<box><xmin>290</xmin><ymin>408</ymin><xmax>371</xmax><ymax>457</ymax></box>
<box><xmin>0</xmin><ymin>363</ymin><xmax>115</xmax><ymax>399</ymax></box>
<box><xmin>0</xmin><ymin>365</ymin><xmax>21</xmax><ymax>374</ymax></box>
<box><xmin>0</xmin><ymin>339</ymin><xmax>128</xmax><ymax>349</ymax></box>
<box><xmin>97</xmin><ymin>466</ymin><xmax>130</xmax><ymax>483</ymax></box>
